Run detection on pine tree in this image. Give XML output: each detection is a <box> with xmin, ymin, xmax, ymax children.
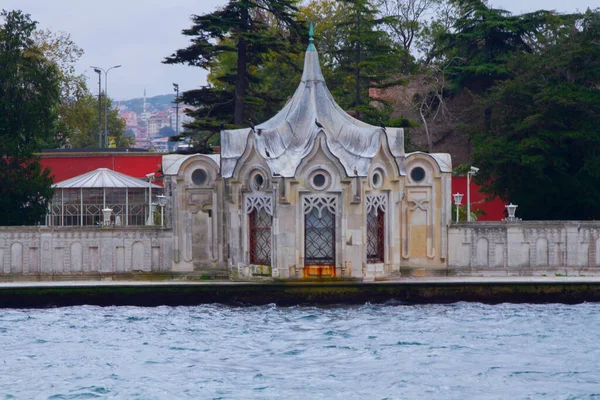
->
<box><xmin>442</xmin><ymin>0</ymin><xmax>551</xmax><ymax>94</ymax></box>
<box><xmin>164</xmin><ymin>0</ymin><xmax>305</xmax><ymax>142</ymax></box>
<box><xmin>333</xmin><ymin>0</ymin><xmax>405</xmax><ymax>122</ymax></box>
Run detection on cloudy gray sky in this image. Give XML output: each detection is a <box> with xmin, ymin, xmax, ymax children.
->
<box><xmin>3</xmin><ymin>0</ymin><xmax>596</xmax><ymax>100</ymax></box>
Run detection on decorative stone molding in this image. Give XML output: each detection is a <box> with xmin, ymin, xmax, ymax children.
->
<box><xmin>366</xmin><ymin>194</ymin><xmax>387</xmax><ymax>216</ymax></box>
<box><xmin>409</xmin><ymin>198</ymin><xmax>429</xmax><ymax>211</ymax></box>
<box><xmin>303</xmin><ymin>196</ymin><xmax>337</xmax><ymax>217</ymax></box>
<box><xmin>245</xmin><ymin>195</ymin><xmax>273</xmax><ymax>216</ymax></box>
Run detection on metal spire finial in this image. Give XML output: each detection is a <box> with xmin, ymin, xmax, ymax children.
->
<box><xmin>307</xmin><ymin>22</ymin><xmax>316</xmax><ymax>51</ymax></box>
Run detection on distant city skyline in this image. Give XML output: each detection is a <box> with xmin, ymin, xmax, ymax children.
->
<box><xmin>2</xmin><ymin>0</ymin><xmax>596</xmax><ymax>100</ymax></box>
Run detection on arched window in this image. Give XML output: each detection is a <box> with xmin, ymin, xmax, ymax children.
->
<box><xmin>366</xmin><ymin>195</ymin><xmax>387</xmax><ymax>263</ymax></box>
<box><xmin>249</xmin><ymin>208</ymin><xmax>272</xmax><ymax>265</ymax></box>
<box><xmin>303</xmin><ymin>196</ymin><xmax>337</xmax><ymax>266</ymax></box>
<box><xmin>246</xmin><ymin>196</ymin><xmax>273</xmax><ymax>266</ymax></box>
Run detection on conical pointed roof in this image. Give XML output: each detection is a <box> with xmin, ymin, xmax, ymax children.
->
<box><xmin>221</xmin><ymin>29</ymin><xmax>405</xmax><ymax>178</ymax></box>
<box><xmin>53</xmin><ymin>168</ymin><xmax>162</xmax><ymax>189</ymax></box>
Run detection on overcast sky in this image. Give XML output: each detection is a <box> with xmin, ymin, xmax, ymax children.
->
<box><xmin>3</xmin><ymin>0</ymin><xmax>596</xmax><ymax>101</ymax></box>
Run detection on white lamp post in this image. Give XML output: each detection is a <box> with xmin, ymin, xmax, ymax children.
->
<box><xmin>151</xmin><ymin>202</ymin><xmax>157</xmax><ymax>224</ymax></box>
<box><xmin>505</xmin><ymin>203</ymin><xmax>518</xmax><ymax>222</ymax></box>
<box><xmin>102</xmin><ymin>208</ymin><xmax>113</xmax><ymax>227</ymax></box>
<box><xmin>467</xmin><ymin>166</ymin><xmax>479</xmax><ymax>222</ymax></box>
<box><xmin>157</xmin><ymin>194</ymin><xmax>166</xmax><ymax>227</ymax></box>
<box><xmin>146</xmin><ymin>173</ymin><xmax>155</xmax><ymax>225</ymax></box>
<box><xmin>453</xmin><ymin>193</ymin><xmax>464</xmax><ymax>222</ymax></box>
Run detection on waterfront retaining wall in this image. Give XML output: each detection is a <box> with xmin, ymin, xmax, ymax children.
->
<box><xmin>0</xmin><ymin>226</ymin><xmax>173</xmax><ymax>278</ymax></box>
<box><xmin>4</xmin><ymin>222</ymin><xmax>600</xmax><ymax>280</ymax></box>
<box><xmin>448</xmin><ymin>221</ymin><xmax>600</xmax><ymax>275</ymax></box>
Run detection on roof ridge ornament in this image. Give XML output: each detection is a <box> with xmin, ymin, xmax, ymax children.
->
<box><xmin>307</xmin><ymin>22</ymin><xmax>316</xmax><ymax>52</ymax></box>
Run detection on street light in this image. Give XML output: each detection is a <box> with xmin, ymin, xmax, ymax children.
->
<box><xmin>467</xmin><ymin>166</ymin><xmax>479</xmax><ymax>222</ymax></box>
<box><xmin>453</xmin><ymin>193</ymin><xmax>463</xmax><ymax>222</ymax></box>
<box><xmin>505</xmin><ymin>203</ymin><xmax>519</xmax><ymax>222</ymax></box>
<box><xmin>173</xmin><ymin>83</ymin><xmax>179</xmax><ymax>137</ymax></box>
<box><xmin>91</xmin><ymin>64</ymin><xmax>121</xmax><ymax>148</ymax></box>
<box><xmin>146</xmin><ymin>173</ymin><xmax>155</xmax><ymax>226</ymax></box>
<box><xmin>157</xmin><ymin>194</ymin><xmax>166</xmax><ymax>227</ymax></box>
<box><xmin>102</xmin><ymin>208</ymin><xmax>113</xmax><ymax>227</ymax></box>
<box><xmin>92</xmin><ymin>68</ymin><xmax>102</xmax><ymax>148</ymax></box>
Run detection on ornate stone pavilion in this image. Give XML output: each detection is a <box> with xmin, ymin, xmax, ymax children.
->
<box><xmin>163</xmin><ymin>30</ymin><xmax>452</xmax><ymax>279</ymax></box>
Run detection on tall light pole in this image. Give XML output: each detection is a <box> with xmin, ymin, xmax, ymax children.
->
<box><xmin>173</xmin><ymin>83</ymin><xmax>180</xmax><ymax>137</ymax></box>
<box><xmin>146</xmin><ymin>173</ymin><xmax>155</xmax><ymax>225</ymax></box>
<box><xmin>93</xmin><ymin>68</ymin><xmax>102</xmax><ymax>148</ymax></box>
<box><xmin>91</xmin><ymin>64</ymin><xmax>121</xmax><ymax>148</ymax></box>
<box><xmin>467</xmin><ymin>166</ymin><xmax>479</xmax><ymax>222</ymax></box>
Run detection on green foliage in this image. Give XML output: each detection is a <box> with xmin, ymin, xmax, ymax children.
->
<box><xmin>0</xmin><ymin>10</ymin><xmax>61</xmax><ymax>225</ymax></box>
<box><xmin>62</xmin><ymin>93</ymin><xmax>131</xmax><ymax>148</ymax></box>
<box><xmin>164</xmin><ymin>0</ymin><xmax>306</xmax><ymax>132</ymax></box>
<box><xmin>322</xmin><ymin>0</ymin><xmax>406</xmax><ymax>123</ymax></box>
<box><xmin>0</xmin><ymin>157</ymin><xmax>55</xmax><ymax>225</ymax></box>
<box><xmin>377</xmin><ymin>0</ymin><xmax>443</xmax><ymax>58</ymax></box>
<box><xmin>441</xmin><ymin>0</ymin><xmax>553</xmax><ymax>94</ymax></box>
<box><xmin>387</xmin><ymin>118</ymin><xmax>419</xmax><ymax>128</ymax></box>
<box><xmin>32</xmin><ymin>18</ymin><xmax>130</xmax><ymax>149</ymax></box>
<box><xmin>471</xmin><ymin>9</ymin><xmax>600</xmax><ymax>219</ymax></box>
<box><xmin>452</xmin><ymin>163</ymin><xmax>471</xmax><ymax>176</ymax></box>
<box><xmin>164</xmin><ymin>0</ymin><xmax>600</xmax><ymax>222</ymax></box>
<box><xmin>451</xmin><ymin>202</ymin><xmax>483</xmax><ymax>221</ymax></box>
<box><xmin>158</xmin><ymin>125</ymin><xmax>175</xmax><ymax>139</ymax></box>
<box><xmin>33</xmin><ymin>28</ymin><xmax>86</xmax><ymax>102</ymax></box>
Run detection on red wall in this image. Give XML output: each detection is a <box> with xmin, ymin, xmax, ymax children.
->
<box><xmin>39</xmin><ymin>152</ymin><xmax>163</xmax><ymax>183</ymax></box>
<box><xmin>452</xmin><ymin>176</ymin><xmax>504</xmax><ymax>221</ymax></box>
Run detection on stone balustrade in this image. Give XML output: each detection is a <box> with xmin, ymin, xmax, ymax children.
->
<box><xmin>3</xmin><ymin>221</ymin><xmax>600</xmax><ymax>279</ymax></box>
<box><xmin>0</xmin><ymin>226</ymin><xmax>172</xmax><ymax>277</ymax></box>
<box><xmin>448</xmin><ymin>221</ymin><xmax>600</xmax><ymax>275</ymax></box>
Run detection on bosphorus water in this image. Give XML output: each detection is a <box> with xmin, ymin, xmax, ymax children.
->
<box><xmin>1</xmin><ymin>302</ymin><xmax>599</xmax><ymax>399</ymax></box>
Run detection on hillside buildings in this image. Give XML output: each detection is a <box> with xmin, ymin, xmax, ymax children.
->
<box><xmin>117</xmin><ymin>91</ymin><xmax>193</xmax><ymax>151</ymax></box>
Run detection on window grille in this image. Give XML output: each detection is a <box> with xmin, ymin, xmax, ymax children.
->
<box><xmin>246</xmin><ymin>195</ymin><xmax>273</xmax><ymax>266</ymax></box>
<box><xmin>46</xmin><ymin>187</ymin><xmax>154</xmax><ymax>226</ymax></box>
<box><xmin>249</xmin><ymin>208</ymin><xmax>272</xmax><ymax>265</ymax></box>
<box><xmin>304</xmin><ymin>196</ymin><xmax>337</xmax><ymax>265</ymax></box>
<box><xmin>366</xmin><ymin>195</ymin><xmax>387</xmax><ymax>263</ymax></box>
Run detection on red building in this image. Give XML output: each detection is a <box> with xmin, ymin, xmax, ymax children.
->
<box><xmin>452</xmin><ymin>176</ymin><xmax>504</xmax><ymax>221</ymax></box>
<box><xmin>39</xmin><ymin>149</ymin><xmax>163</xmax><ymax>183</ymax></box>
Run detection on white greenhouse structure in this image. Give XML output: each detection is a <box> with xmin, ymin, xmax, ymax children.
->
<box><xmin>46</xmin><ymin>168</ymin><xmax>163</xmax><ymax>226</ymax></box>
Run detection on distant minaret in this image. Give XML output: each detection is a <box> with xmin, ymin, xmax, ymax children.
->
<box><xmin>143</xmin><ymin>88</ymin><xmax>147</xmax><ymax>113</ymax></box>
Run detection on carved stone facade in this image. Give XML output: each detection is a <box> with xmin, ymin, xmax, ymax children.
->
<box><xmin>161</xmin><ymin>35</ymin><xmax>453</xmax><ymax>280</ymax></box>
<box><xmin>162</xmin><ymin>154</ymin><xmax>224</xmax><ymax>271</ymax></box>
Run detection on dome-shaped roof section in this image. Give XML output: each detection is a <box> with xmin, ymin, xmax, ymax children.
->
<box><xmin>220</xmin><ymin>25</ymin><xmax>405</xmax><ymax>178</ymax></box>
<box><xmin>53</xmin><ymin>168</ymin><xmax>162</xmax><ymax>189</ymax></box>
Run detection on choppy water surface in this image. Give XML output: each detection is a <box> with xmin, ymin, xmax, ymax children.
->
<box><xmin>1</xmin><ymin>303</ymin><xmax>599</xmax><ymax>399</ymax></box>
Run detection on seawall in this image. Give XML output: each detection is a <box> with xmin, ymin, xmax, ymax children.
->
<box><xmin>1</xmin><ymin>278</ymin><xmax>600</xmax><ymax>307</ymax></box>
<box><xmin>4</xmin><ymin>222</ymin><xmax>600</xmax><ymax>280</ymax></box>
